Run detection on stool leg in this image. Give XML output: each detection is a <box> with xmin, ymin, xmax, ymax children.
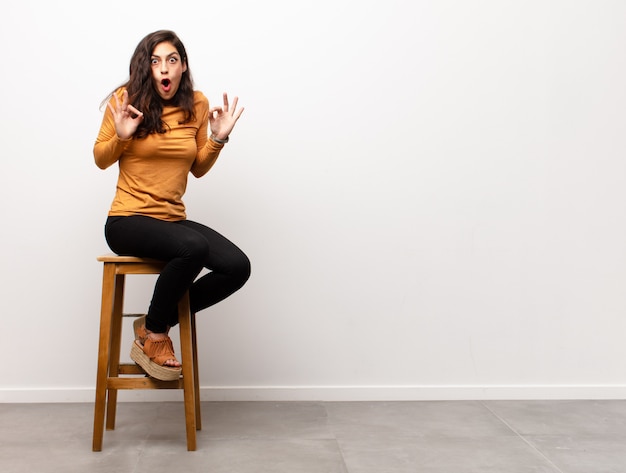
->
<box><xmin>93</xmin><ymin>263</ymin><xmax>116</xmax><ymax>452</ymax></box>
<box><xmin>191</xmin><ymin>312</ymin><xmax>202</xmax><ymax>430</ymax></box>
<box><xmin>105</xmin><ymin>274</ymin><xmax>125</xmax><ymax>430</ymax></box>
<box><xmin>178</xmin><ymin>293</ymin><xmax>197</xmax><ymax>451</ymax></box>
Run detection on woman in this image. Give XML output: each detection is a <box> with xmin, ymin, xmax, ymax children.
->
<box><xmin>94</xmin><ymin>30</ymin><xmax>251</xmax><ymax>381</ymax></box>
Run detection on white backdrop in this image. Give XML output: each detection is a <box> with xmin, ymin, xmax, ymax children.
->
<box><xmin>1</xmin><ymin>0</ymin><xmax>626</xmax><ymax>402</ymax></box>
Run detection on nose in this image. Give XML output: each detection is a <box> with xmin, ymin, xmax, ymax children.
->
<box><xmin>160</xmin><ymin>61</ymin><xmax>169</xmax><ymax>74</ymax></box>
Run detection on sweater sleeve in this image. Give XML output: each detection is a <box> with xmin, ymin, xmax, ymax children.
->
<box><xmin>93</xmin><ymin>94</ymin><xmax>131</xmax><ymax>170</ymax></box>
<box><xmin>190</xmin><ymin>93</ymin><xmax>224</xmax><ymax>178</ymax></box>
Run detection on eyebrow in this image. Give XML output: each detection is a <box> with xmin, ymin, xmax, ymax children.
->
<box><xmin>151</xmin><ymin>52</ymin><xmax>180</xmax><ymax>59</ymax></box>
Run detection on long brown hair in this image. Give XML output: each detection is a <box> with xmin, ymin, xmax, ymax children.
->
<box><xmin>102</xmin><ymin>30</ymin><xmax>196</xmax><ymax>139</ymax></box>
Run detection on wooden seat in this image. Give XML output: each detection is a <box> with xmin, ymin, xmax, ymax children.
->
<box><xmin>92</xmin><ymin>254</ymin><xmax>201</xmax><ymax>451</ymax></box>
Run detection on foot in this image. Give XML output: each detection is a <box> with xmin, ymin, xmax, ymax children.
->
<box><xmin>144</xmin><ymin>332</ymin><xmax>181</xmax><ymax>368</ymax></box>
<box><xmin>130</xmin><ymin>338</ymin><xmax>182</xmax><ymax>381</ymax></box>
<box><xmin>134</xmin><ymin>317</ymin><xmax>178</xmax><ymax>367</ymax></box>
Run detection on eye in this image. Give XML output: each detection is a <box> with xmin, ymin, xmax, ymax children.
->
<box><xmin>169</xmin><ymin>57</ymin><xmax>178</xmax><ymax>64</ymax></box>
<box><xmin>151</xmin><ymin>58</ymin><xmax>159</xmax><ymax>66</ymax></box>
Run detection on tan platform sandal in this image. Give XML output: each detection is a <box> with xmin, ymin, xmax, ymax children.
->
<box><xmin>130</xmin><ymin>317</ymin><xmax>182</xmax><ymax>381</ymax></box>
<box><xmin>134</xmin><ymin>315</ymin><xmax>171</xmax><ymax>343</ymax></box>
<box><xmin>133</xmin><ymin>315</ymin><xmax>148</xmax><ymax>344</ymax></box>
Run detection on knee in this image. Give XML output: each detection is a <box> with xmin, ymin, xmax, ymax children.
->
<box><xmin>234</xmin><ymin>254</ymin><xmax>252</xmax><ymax>284</ymax></box>
<box><xmin>226</xmin><ymin>252</ymin><xmax>251</xmax><ymax>287</ymax></box>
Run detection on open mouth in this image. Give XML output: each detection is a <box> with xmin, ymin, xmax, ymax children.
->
<box><xmin>161</xmin><ymin>78</ymin><xmax>172</xmax><ymax>92</ymax></box>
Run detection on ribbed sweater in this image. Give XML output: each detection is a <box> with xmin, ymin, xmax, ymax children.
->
<box><xmin>94</xmin><ymin>89</ymin><xmax>224</xmax><ymax>221</ymax></box>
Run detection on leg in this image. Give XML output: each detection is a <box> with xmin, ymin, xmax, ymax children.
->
<box><xmin>178</xmin><ymin>293</ymin><xmax>197</xmax><ymax>450</ymax></box>
<box><xmin>93</xmin><ymin>263</ymin><xmax>116</xmax><ymax>452</ymax></box>
<box><xmin>176</xmin><ymin>220</ymin><xmax>251</xmax><ymax>315</ymax></box>
<box><xmin>105</xmin><ymin>216</ymin><xmax>209</xmax><ymax>333</ymax></box>
<box><xmin>105</xmin><ymin>274</ymin><xmax>126</xmax><ymax>430</ymax></box>
<box><xmin>191</xmin><ymin>311</ymin><xmax>202</xmax><ymax>429</ymax></box>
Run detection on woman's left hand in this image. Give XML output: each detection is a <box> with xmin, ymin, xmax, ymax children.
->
<box><xmin>209</xmin><ymin>92</ymin><xmax>244</xmax><ymax>141</ymax></box>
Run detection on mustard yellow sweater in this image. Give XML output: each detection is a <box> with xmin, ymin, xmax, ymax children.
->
<box><xmin>94</xmin><ymin>90</ymin><xmax>224</xmax><ymax>221</ymax></box>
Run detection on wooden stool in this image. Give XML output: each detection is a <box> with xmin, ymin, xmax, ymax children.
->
<box><xmin>92</xmin><ymin>254</ymin><xmax>201</xmax><ymax>451</ymax></box>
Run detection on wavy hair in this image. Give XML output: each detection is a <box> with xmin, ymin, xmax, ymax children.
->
<box><xmin>102</xmin><ymin>30</ymin><xmax>196</xmax><ymax>139</ymax></box>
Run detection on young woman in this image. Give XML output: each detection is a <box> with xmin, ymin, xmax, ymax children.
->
<box><xmin>94</xmin><ymin>30</ymin><xmax>251</xmax><ymax>381</ymax></box>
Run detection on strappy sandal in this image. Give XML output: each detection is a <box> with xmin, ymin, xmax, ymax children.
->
<box><xmin>134</xmin><ymin>315</ymin><xmax>171</xmax><ymax>343</ymax></box>
<box><xmin>133</xmin><ymin>315</ymin><xmax>148</xmax><ymax>344</ymax></box>
<box><xmin>130</xmin><ymin>319</ymin><xmax>182</xmax><ymax>381</ymax></box>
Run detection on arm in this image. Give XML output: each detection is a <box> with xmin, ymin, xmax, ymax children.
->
<box><xmin>191</xmin><ymin>92</ymin><xmax>244</xmax><ymax>178</ymax></box>
<box><xmin>191</xmin><ymin>94</ymin><xmax>223</xmax><ymax>177</ymax></box>
<box><xmin>191</xmin><ymin>129</ymin><xmax>225</xmax><ymax>178</ymax></box>
<box><xmin>93</xmin><ymin>89</ymin><xmax>144</xmax><ymax>169</ymax></box>
<box><xmin>93</xmin><ymin>106</ymin><xmax>130</xmax><ymax>169</ymax></box>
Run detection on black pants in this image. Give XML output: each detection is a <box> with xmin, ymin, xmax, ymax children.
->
<box><xmin>105</xmin><ymin>215</ymin><xmax>251</xmax><ymax>333</ymax></box>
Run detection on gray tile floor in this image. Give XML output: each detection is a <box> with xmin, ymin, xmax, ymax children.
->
<box><xmin>1</xmin><ymin>400</ymin><xmax>626</xmax><ymax>472</ymax></box>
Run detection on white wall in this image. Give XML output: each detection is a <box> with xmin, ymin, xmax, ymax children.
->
<box><xmin>2</xmin><ymin>0</ymin><xmax>626</xmax><ymax>402</ymax></box>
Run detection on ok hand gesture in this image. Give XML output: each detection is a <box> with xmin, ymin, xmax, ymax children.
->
<box><xmin>107</xmin><ymin>89</ymin><xmax>144</xmax><ymax>140</ymax></box>
<box><xmin>209</xmin><ymin>93</ymin><xmax>244</xmax><ymax>141</ymax></box>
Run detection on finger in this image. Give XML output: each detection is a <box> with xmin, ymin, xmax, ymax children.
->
<box><xmin>111</xmin><ymin>93</ymin><xmax>121</xmax><ymax>112</ymax></box>
<box><xmin>121</xmin><ymin>89</ymin><xmax>130</xmax><ymax>108</ymax></box>
<box><xmin>222</xmin><ymin>92</ymin><xmax>229</xmax><ymax>112</ymax></box>
<box><xmin>209</xmin><ymin>106</ymin><xmax>223</xmax><ymax>117</ymax></box>
<box><xmin>127</xmin><ymin>104</ymin><xmax>144</xmax><ymax>117</ymax></box>
<box><xmin>234</xmin><ymin>106</ymin><xmax>244</xmax><ymax>120</ymax></box>
<box><xmin>230</xmin><ymin>96</ymin><xmax>239</xmax><ymax>116</ymax></box>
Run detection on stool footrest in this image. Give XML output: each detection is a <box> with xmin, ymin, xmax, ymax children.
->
<box><xmin>107</xmin><ymin>377</ymin><xmax>183</xmax><ymax>389</ymax></box>
<box><xmin>118</xmin><ymin>363</ymin><xmax>147</xmax><ymax>375</ymax></box>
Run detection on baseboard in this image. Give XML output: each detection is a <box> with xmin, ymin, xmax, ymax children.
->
<box><xmin>2</xmin><ymin>385</ymin><xmax>626</xmax><ymax>403</ymax></box>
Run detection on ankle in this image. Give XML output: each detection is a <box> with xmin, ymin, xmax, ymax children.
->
<box><xmin>146</xmin><ymin>331</ymin><xmax>169</xmax><ymax>341</ymax></box>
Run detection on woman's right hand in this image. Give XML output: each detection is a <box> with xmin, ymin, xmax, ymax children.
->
<box><xmin>107</xmin><ymin>89</ymin><xmax>144</xmax><ymax>140</ymax></box>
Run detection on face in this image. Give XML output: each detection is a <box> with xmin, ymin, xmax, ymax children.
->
<box><xmin>150</xmin><ymin>41</ymin><xmax>187</xmax><ymax>101</ymax></box>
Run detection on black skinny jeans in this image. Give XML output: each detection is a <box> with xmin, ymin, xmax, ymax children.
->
<box><xmin>105</xmin><ymin>215</ymin><xmax>251</xmax><ymax>333</ymax></box>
